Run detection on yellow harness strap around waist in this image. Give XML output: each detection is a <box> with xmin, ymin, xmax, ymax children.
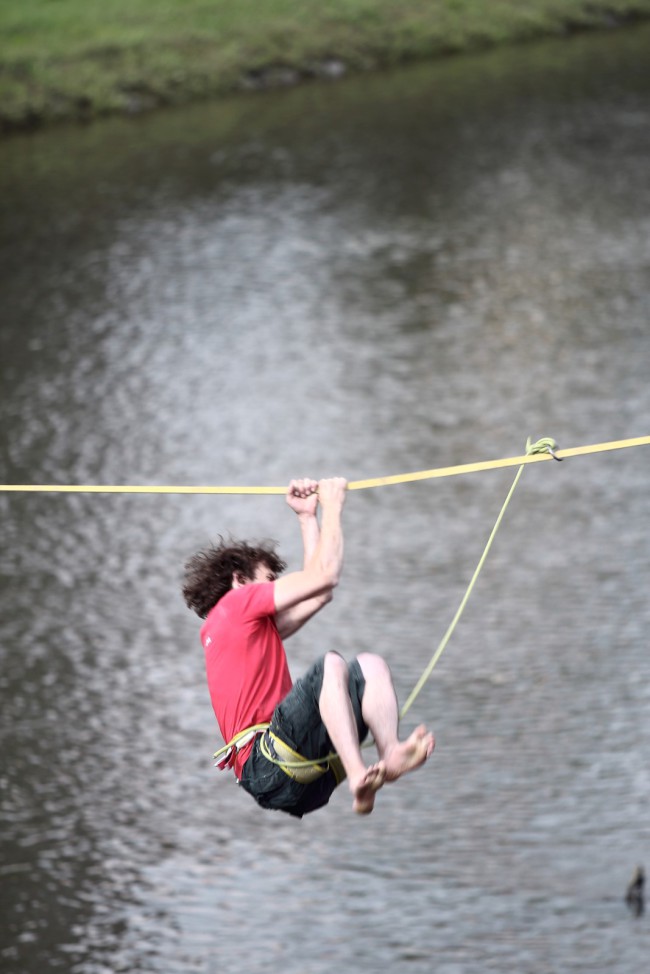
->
<box><xmin>261</xmin><ymin>730</ymin><xmax>346</xmax><ymax>786</ymax></box>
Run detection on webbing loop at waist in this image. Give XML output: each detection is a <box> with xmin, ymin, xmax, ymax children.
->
<box><xmin>260</xmin><ymin>730</ymin><xmax>341</xmax><ymax>784</ymax></box>
<box><xmin>214</xmin><ymin>725</ymin><xmax>346</xmax><ymax>783</ymax></box>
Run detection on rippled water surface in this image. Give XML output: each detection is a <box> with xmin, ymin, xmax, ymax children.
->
<box><xmin>1</xmin><ymin>25</ymin><xmax>649</xmax><ymax>974</ymax></box>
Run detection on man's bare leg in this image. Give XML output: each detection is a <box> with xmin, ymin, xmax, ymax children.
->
<box><xmin>357</xmin><ymin>653</ymin><xmax>435</xmax><ymax>781</ymax></box>
<box><xmin>318</xmin><ymin>653</ymin><xmax>386</xmax><ymax>814</ymax></box>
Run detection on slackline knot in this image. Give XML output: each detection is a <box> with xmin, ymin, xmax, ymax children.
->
<box><xmin>526</xmin><ymin>436</ymin><xmax>562</xmax><ymax>461</ymax></box>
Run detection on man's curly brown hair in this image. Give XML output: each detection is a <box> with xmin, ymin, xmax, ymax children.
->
<box><xmin>182</xmin><ymin>537</ymin><xmax>287</xmax><ymax>618</ymax></box>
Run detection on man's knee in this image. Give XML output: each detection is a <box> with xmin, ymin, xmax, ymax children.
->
<box><xmin>323</xmin><ymin>651</ymin><xmax>348</xmax><ymax>680</ymax></box>
<box><xmin>357</xmin><ymin>652</ymin><xmax>392</xmax><ymax>682</ymax></box>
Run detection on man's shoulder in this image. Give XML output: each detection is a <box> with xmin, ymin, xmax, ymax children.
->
<box><xmin>218</xmin><ymin>581</ymin><xmax>275</xmax><ymax>618</ymax></box>
<box><xmin>202</xmin><ymin>585</ymin><xmax>272</xmax><ymax>645</ymax></box>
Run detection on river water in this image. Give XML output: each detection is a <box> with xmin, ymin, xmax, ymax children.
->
<box><xmin>1</xmin><ymin>24</ymin><xmax>649</xmax><ymax>974</ymax></box>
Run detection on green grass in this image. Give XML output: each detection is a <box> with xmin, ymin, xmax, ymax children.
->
<box><xmin>1</xmin><ymin>0</ymin><xmax>650</xmax><ymax>131</ymax></box>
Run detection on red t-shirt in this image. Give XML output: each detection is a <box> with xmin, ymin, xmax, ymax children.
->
<box><xmin>201</xmin><ymin>581</ymin><xmax>293</xmax><ymax>779</ymax></box>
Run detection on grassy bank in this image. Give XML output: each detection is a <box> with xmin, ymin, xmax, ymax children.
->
<box><xmin>2</xmin><ymin>0</ymin><xmax>650</xmax><ymax>133</ymax></box>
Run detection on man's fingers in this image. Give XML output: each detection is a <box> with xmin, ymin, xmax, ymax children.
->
<box><xmin>317</xmin><ymin>477</ymin><xmax>348</xmax><ymax>498</ymax></box>
<box><xmin>288</xmin><ymin>478</ymin><xmax>318</xmax><ymax>497</ymax></box>
<box><xmin>288</xmin><ymin>477</ymin><xmax>347</xmax><ymax>498</ymax></box>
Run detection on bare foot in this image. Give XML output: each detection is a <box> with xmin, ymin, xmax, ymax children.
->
<box><xmin>350</xmin><ymin>762</ymin><xmax>386</xmax><ymax>815</ymax></box>
<box><xmin>383</xmin><ymin>725</ymin><xmax>435</xmax><ymax>782</ymax></box>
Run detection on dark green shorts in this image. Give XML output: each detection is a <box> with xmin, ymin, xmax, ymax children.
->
<box><xmin>240</xmin><ymin>654</ymin><xmax>368</xmax><ymax>818</ymax></box>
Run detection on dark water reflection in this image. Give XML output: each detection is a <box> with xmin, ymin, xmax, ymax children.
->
<box><xmin>1</xmin><ymin>25</ymin><xmax>649</xmax><ymax>974</ymax></box>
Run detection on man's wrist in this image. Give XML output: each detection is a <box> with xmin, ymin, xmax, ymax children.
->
<box><xmin>297</xmin><ymin>510</ymin><xmax>318</xmax><ymax>523</ymax></box>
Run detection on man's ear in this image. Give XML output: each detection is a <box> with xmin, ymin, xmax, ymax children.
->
<box><xmin>232</xmin><ymin>572</ymin><xmax>245</xmax><ymax>589</ymax></box>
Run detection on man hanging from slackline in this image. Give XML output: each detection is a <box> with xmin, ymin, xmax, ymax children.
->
<box><xmin>182</xmin><ymin>477</ymin><xmax>434</xmax><ymax>817</ymax></box>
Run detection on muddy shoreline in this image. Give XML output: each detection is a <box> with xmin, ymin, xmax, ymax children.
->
<box><xmin>1</xmin><ymin>6</ymin><xmax>649</xmax><ymax>136</ymax></box>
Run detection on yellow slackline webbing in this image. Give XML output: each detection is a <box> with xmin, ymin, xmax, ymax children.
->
<box><xmin>0</xmin><ymin>434</ymin><xmax>648</xmax><ymax>495</ymax></box>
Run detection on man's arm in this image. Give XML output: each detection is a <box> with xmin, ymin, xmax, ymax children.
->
<box><xmin>274</xmin><ymin>477</ymin><xmax>346</xmax><ymax>640</ymax></box>
<box><xmin>293</xmin><ymin>478</ymin><xmax>321</xmax><ymax>568</ymax></box>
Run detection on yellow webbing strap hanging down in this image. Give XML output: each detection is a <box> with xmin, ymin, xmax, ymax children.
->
<box><xmin>398</xmin><ymin>436</ymin><xmax>555</xmax><ymax>719</ymax></box>
<box><xmin>1</xmin><ymin>434</ymin><xmax>648</xmax><ymax>495</ymax></box>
